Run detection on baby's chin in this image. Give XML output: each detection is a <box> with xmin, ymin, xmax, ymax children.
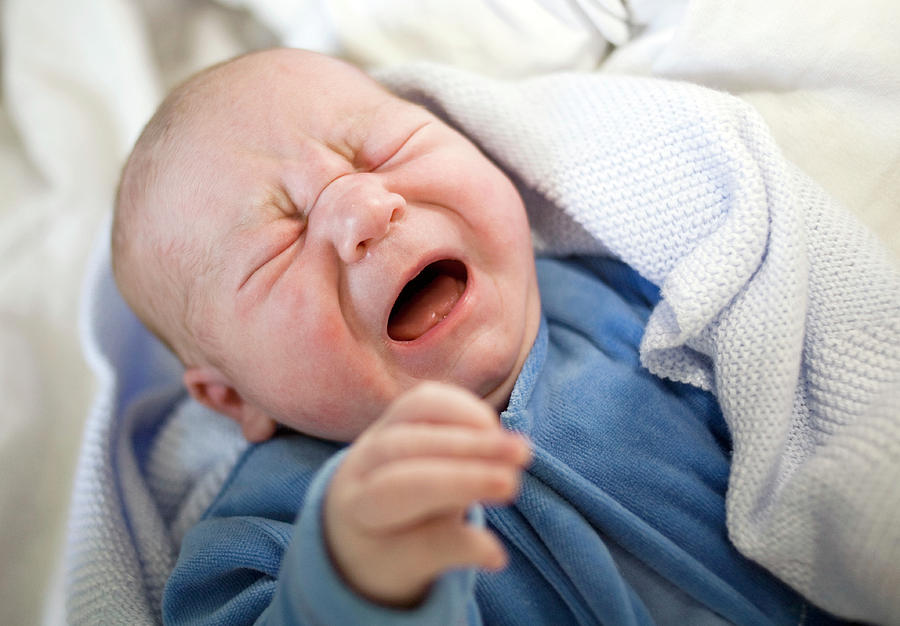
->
<box><xmin>464</xmin><ymin>356</ymin><xmax>528</xmax><ymax>413</ymax></box>
<box><xmin>278</xmin><ymin>299</ymin><xmax>539</xmax><ymax>441</ymax></box>
<box><xmin>444</xmin><ymin>327</ymin><xmax>538</xmax><ymax>414</ymax></box>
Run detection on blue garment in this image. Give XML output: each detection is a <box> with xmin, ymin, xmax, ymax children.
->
<box><xmin>164</xmin><ymin>257</ymin><xmax>840</xmax><ymax>625</ymax></box>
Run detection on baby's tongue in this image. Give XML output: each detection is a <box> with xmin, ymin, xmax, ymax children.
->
<box><xmin>388</xmin><ymin>272</ymin><xmax>465</xmax><ymax>341</ymax></box>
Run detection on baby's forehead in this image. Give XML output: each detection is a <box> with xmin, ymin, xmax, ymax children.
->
<box><xmin>187</xmin><ymin>51</ymin><xmax>400</xmax><ymax>146</ymax></box>
<box><xmin>166</xmin><ymin>68</ymin><xmax>433</xmax><ymax>208</ymax></box>
<box><xmin>153</xmin><ymin>51</ymin><xmax>434</xmax><ymax>237</ymax></box>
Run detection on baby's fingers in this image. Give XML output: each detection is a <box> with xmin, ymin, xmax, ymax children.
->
<box><xmin>353</xmin><ymin>458</ymin><xmax>523</xmax><ymax>530</ymax></box>
<box><xmin>411</xmin><ymin>516</ymin><xmax>508</xmax><ymax>577</ymax></box>
<box><xmin>353</xmin><ymin>425</ymin><xmax>531</xmax><ymax>476</ymax></box>
<box><xmin>358</xmin><ymin>517</ymin><xmax>508</xmax><ymax>606</ymax></box>
<box><xmin>375</xmin><ymin>382</ymin><xmax>501</xmax><ymax>431</ymax></box>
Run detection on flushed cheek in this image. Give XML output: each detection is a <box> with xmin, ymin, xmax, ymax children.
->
<box><xmin>452</xmin><ymin>178</ymin><xmax>529</xmax><ymax>256</ymax></box>
<box><xmin>280</xmin><ymin>316</ymin><xmax>400</xmax><ymax>419</ymax></box>
<box><xmin>282</xmin><ymin>357</ymin><xmax>398</xmax><ymax>441</ymax></box>
<box><xmin>487</xmin><ymin>188</ymin><xmax>530</xmax><ymax>246</ymax></box>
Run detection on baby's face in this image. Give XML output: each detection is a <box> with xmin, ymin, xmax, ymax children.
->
<box><xmin>171</xmin><ymin>50</ymin><xmax>540</xmax><ymax>441</ymax></box>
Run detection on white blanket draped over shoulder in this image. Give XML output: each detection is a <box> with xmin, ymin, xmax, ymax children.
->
<box><xmin>379</xmin><ymin>64</ymin><xmax>900</xmax><ymax>623</ymax></box>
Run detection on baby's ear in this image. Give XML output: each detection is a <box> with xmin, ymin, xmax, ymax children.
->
<box><xmin>183</xmin><ymin>367</ymin><xmax>277</xmax><ymax>443</ymax></box>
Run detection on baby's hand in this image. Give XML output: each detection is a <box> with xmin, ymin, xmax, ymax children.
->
<box><xmin>323</xmin><ymin>382</ymin><xmax>531</xmax><ymax>607</ymax></box>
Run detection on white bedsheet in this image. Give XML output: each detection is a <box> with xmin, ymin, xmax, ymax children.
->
<box><xmin>1</xmin><ymin>0</ymin><xmax>897</xmax><ymax>623</ymax></box>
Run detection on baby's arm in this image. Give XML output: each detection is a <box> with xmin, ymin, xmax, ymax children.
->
<box><xmin>325</xmin><ymin>382</ymin><xmax>531</xmax><ymax>607</ymax></box>
<box><xmin>163</xmin><ymin>383</ymin><xmax>529</xmax><ymax>625</ymax></box>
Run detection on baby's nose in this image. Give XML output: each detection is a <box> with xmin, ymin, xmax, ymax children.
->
<box><xmin>315</xmin><ymin>173</ymin><xmax>405</xmax><ymax>264</ymax></box>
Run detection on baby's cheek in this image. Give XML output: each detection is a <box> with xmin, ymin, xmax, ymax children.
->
<box><xmin>293</xmin><ymin>352</ymin><xmax>395</xmax><ymax>440</ymax></box>
<box><xmin>312</xmin><ymin>313</ymin><xmax>346</xmax><ymax>346</ymax></box>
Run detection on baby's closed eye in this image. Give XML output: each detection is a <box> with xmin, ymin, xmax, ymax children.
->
<box><xmin>355</xmin><ymin>119</ymin><xmax>433</xmax><ymax>173</ymax></box>
<box><xmin>237</xmin><ymin>214</ymin><xmax>305</xmax><ymax>294</ymax></box>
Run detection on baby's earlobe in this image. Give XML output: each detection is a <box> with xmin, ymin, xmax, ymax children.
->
<box><xmin>239</xmin><ymin>410</ymin><xmax>278</xmax><ymax>443</ymax></box>
<box><xmin>183</xmin><ymin>367</ymin><xmax>277</xmax><ymax>442</ymax></box>
<box><xmin>183</xmin><ymin>367</ymin><xmax>231</xmax><ymax>410</ymax></box>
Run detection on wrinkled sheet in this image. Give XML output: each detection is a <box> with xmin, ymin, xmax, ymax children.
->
<box><xmin>1</xmin><ymin>0</ymin><xmax>898</xmax><ymax>623</ymax></box>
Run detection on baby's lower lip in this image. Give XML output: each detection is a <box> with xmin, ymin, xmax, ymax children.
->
<box><xmin>388</xmin><ymin>260</ymin><xmax>467</xmax><ymax>342</ymax></box>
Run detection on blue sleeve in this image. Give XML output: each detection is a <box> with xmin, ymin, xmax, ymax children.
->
<box><xmin>163</xmin><ymin>448</ymin><xmax>482</xmax><ymax>626</ymax></box>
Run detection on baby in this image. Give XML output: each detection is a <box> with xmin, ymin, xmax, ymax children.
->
<box><xmin>113</xmin><ymin>48</ymin><xmax>842</xmax><ymax>624</ymax></box>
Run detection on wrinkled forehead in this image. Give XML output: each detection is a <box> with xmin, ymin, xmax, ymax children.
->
<box><xmin>186</xmin><ymin>49</ymin><xmax>400</xmax><ymax>159</ymax></box>
<box><xmin>151</xmin><ymin>50</ymin><xmax>423</xmax><ymax>291</ymax></box>
<box><xmin>156</xmin><ymin>52</ymin><xmax>392</xmax><ymax>210</ymax></box>
<box><xmin>159</xmin><ymin>49</ymin><xmax>436</xmax><ymax>231</ymax></box>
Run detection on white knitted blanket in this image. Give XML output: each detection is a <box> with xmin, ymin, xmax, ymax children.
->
<box><xmin>66</xmin><ymin>66</ymin><xmax>900</xmax><ymax>624</ymax></box>
<box><xmin>380</xmin><ymin>65</ymin><xmax>900</xmax><ymax>623</ymax></box>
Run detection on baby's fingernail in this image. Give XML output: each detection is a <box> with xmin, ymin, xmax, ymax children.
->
<box><xmin>488</xmin><ymin>546</ymin><xmax>509</xmax><ymax>571</ymax></box>
<box><xmin>508</xmin><ymin>433</ymin><xmax>532</xmax><ymax>464</ymax></box>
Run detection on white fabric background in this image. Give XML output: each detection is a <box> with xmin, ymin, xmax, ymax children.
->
<box><xmin>0</xmin><ymin>0</ymin><xmax>897</xmax><ymax>623</ymax></box>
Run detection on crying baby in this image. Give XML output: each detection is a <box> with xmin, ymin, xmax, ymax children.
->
<box><xmin>113</xmin><ymin>47</ymin><xmax>540</xmax><ymax>444</ymax></box>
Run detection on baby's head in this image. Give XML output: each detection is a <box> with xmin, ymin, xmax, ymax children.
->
<box><xmin>113</xmin><ymin>48</ymin><xmax>540</xmax><ymax>443</ymax></box>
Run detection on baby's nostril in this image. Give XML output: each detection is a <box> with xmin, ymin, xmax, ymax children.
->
<box><xmin>390</xmin><ymin>206</ymin><xmax>404</xmax><ymax>222</ymax></box>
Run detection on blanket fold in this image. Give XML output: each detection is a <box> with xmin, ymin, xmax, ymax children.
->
<box><xmin>66</xmin><ymin>65</ymin><xmax>900</xmax><ymax>625</ymax></box>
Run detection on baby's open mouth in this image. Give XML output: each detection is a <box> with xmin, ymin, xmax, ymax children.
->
<box><xmin>388</xmin><ymin>260</ymin><xmax>467</xmax><ymax>341</ymax></box>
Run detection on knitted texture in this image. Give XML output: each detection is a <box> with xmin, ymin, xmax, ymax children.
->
<box><xmin>379</xmin><ymin>64</ymin><xmax>900</xmax><ymax>623</ymax></box>
<box><xmin>66</xmin><ymin>68</ymin><xmax>900</xmax><ymax>624</ymax></box>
